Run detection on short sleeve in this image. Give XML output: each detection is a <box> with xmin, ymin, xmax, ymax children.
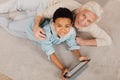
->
<box><xmin>41</xmin><ymin>41</ymin><xmax>55</xmax><ymax>57</ymax></box>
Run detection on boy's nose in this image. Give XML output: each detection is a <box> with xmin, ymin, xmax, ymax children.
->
<box><xmin>61</xmin><ymin>27</ymin><xmax>66</xmax><ymax>30</ymax></box>
<box><xmin>60</xmin><ymin>28</ymin><xmax>66</xmax><ymax>31</ymax></box>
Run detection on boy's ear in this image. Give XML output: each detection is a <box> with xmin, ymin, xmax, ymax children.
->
<box><xmin>52</xmin><ymin>22</ymin><xmax>55</xmax><ymax>24</ymax></box>
<box><xmin>52</xmin><ymin>22</ymin><xmax>56</xmax><ymax>27</ymax></box>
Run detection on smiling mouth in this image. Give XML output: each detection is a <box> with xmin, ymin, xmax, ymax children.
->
<box><xmin>58</xmin><ymin>32</ymin><xmax>67</xmax><ymax>37</ymax></box>
<box><xmin>75</xmin><ymin>21</ymin><xmax>81</xmax><ymax>28</ymax></box>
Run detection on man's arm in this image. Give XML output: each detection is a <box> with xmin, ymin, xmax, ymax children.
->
<box><xmin>76</xmin><ymin>24</ymin><xmax>112</xmax><ymax>46</ymax></box>
<box><xmin>33</xmin><ymin>15</ymin><xmax>46</xmax><ymax>40</ymax></box>
<box><xmin>76</xmin><ymin>37</ymin><xmax>97</xmax><ymax>46</ymax></box>
<box><xmin>32</xmin><ymin>0</ymin><xmax>81</xmax><ymax>41</ymax></box>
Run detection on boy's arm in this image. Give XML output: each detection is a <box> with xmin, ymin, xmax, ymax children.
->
<box><xmin>72</xmin><ymin>49</ymin><xmax>89</xmax><ymax>61</ymax></box>
<box><xmin>42</xmin><ymin>41</ymin><xmax>68</xmax><ymax>78</ymax></box>
<box><xmin>71</xmin><ymin>49</ymin><xmax>81</xmax><ymax>59</ymax></box>
<box><xmin>50</xmin><ymin>53</ymin><xmax>68</xmax><ymax>80</ymax></box>
<box><xmin>50</xmin><ymin>53</ymin><xmax>65</xmax><ymax>71</ymax></box>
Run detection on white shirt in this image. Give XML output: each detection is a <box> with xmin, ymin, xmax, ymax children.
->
<box><xmin>77</xmin><ymin>24</ymin><xmax>112</xmax><ymax>46</ymax></box>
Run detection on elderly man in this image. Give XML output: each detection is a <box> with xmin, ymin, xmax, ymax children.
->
<box><xmin>34</xmin><ymin>1</ymin><xmax>112</xmax><ymax>47</ymax></box>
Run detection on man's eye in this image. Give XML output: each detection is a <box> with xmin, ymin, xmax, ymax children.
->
<box><xmin>87</xmin><ymin>20</ymin><xmax>92</xmax><ymax>23</ymax></box>
<box><xmin>83</xmin><ymin>14</ymin><xmax>86</xmax><ymax>18</ymax></box>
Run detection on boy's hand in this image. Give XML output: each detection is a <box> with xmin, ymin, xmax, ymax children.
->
<box><xmin>62</xmin><ymin>68</ymin><xmax>68</xmax><ymax>80</ymax></box>
<box><xmin>33</xmin><ymin>25</ymin><xmax>46</xmax><ymax>41</ymax></box>
<box><xmin>79</xmin><ymin>56</ymin><xmax>90</xmax><ymax>62</ymax></box>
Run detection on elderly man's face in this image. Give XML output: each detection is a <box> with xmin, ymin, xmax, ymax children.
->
<box><xmin>75</xmin><ymin>9</ymin><xmax>98</xmax><ymax>28</ymax></box>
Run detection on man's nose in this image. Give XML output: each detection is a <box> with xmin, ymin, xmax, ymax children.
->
<box><xmin>81</xmin><ymin>19</ymin><xmax>87</xmax><ymax>25</ymax></box>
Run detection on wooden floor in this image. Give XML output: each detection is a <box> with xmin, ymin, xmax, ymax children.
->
<box><xmin>0</xmin><ymin>72</ymin><xmax>12</xmax><ymax>80</ymax></box>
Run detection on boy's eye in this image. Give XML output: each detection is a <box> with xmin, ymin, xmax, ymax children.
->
<box><xmin>65</xmin><ymin>26</ymin><xmax>70</xmax><ymax>28</ymax></box>
<box><xmin>57</xmin><ymin>24</ymin><xmax>62</xmax><ymax>27</ymax></box>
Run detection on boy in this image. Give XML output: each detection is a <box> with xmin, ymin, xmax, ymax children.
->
<box><xmin>26</xmin><ymin>8</ymin><xmax>89</xmax><ymax>80</ymax></box>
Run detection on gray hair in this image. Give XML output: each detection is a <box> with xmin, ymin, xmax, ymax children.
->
<box><xmin>81</xmin><ymin>1</ymin><xmax>103</xmax><ymax>22</ymax></box>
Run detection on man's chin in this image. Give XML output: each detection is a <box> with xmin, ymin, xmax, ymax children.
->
<box><xmin>75</xmin><ymin>25</ymin><xmax>82</xmax><ymax>29</ymax></box>
<box><xmin>75</xmin><ymin>24</ymin><xmax>86</xmax><ymax>28</ymax></box>
<box><xmin>75</xmin><ymin>24</ymin><xmax>81</xmax><ymax>28</ymax></box>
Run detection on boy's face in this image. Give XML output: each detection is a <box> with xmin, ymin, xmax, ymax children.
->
<box><xmin>53</xmin><ymin>18</ymin><xmax>72</xmax><ymax>38</ymax></box>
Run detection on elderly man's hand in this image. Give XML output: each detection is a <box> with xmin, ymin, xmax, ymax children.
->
<box><xmin>76</xmin><ymin>37</ymin><xmax>86</xmax><ymax>45</ymax></box>
<box><xmin>33</xmin><ymin>25</ymin><xmax>46</xmax><ymax>41</ymax></box>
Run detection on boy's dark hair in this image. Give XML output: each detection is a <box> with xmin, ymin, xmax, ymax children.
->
<box><xmin>53</xmin><ymin>8</ymin><xmax>73</xmax><ymax>23</ymax></box>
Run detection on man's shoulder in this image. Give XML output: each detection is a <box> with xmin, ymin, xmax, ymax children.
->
<box><xmin>90</xmin><ymin>23</ymin><xmax>98</xmax><ymax>28</ymax></box>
